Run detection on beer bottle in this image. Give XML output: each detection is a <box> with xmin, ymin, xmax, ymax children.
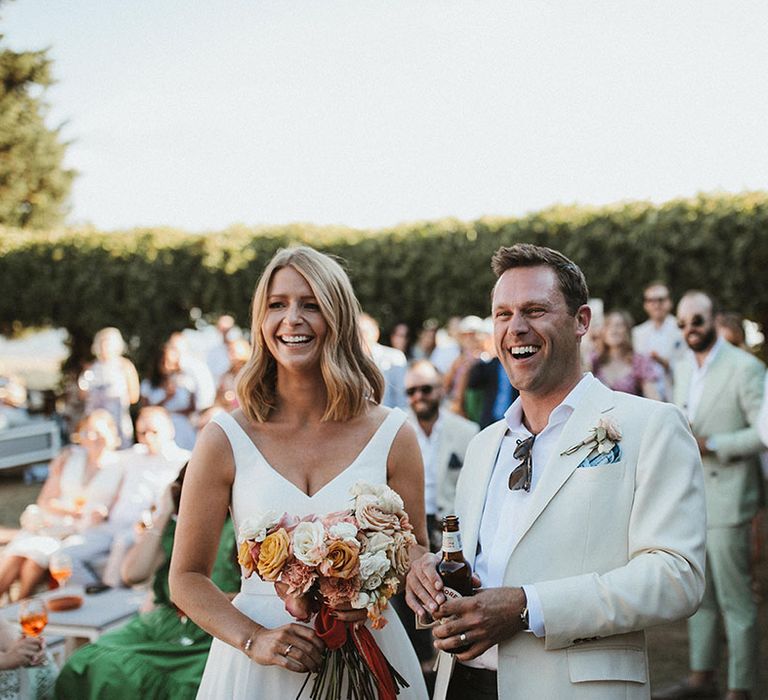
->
<box><xmin>438</xmin><ymin>515</ymin><xmax>473</xmax><ymax>598</ymax></box>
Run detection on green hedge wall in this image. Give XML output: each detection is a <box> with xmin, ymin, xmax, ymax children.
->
<box><xmin>2</xmin><ymin>192</ymin><xmax>767</xmax><ymax>373</ymax></box>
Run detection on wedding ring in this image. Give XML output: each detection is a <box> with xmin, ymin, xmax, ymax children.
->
<box><xmin>284</xmin><ymin>643</ymin><xmax>293</xmax><ymax>656</ymax></box>
<box><xmin>459</xmin><ymin>633</ymin><xmax>467</xmax><ymax>643</ymax></box>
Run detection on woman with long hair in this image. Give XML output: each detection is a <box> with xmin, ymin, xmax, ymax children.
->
<box><xmin>169</xmin><ymin>246</ymin><xmax>428</xmax><ymax>698</ymax></box>
<box><xmin>590</xmin><ymin>310</ymin><xmax>661</xmax><ymax>399</ymax></box>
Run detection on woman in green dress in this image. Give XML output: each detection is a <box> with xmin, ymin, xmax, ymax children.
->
<box><xmin>54</xmin><ymin>467</ymin><xmax>240</xmax><ymax>699</ymax></box>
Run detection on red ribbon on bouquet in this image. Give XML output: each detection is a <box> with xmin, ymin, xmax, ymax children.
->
<box><xmin>314</xmin><ymin>604</ymin><xmax>398</xmax><ymax>700</ymax></box>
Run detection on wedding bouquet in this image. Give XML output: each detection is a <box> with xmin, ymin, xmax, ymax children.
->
<box><xmin>237</xmin><ymin>480</ymin><xmax>417</xmax><ymax>700</ymax></box>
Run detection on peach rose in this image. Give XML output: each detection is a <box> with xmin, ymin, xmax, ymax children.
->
<box><xmin>238</xmin><ymin>540</ymin><xmax>256</xmax><ymax>577</ymax></box>
<box><xmin>319</xmin><ymin>539</ymin><xmax>360</xmax><ymax>579</ymax></box>
<box><xmin>257</xmin><ymin>528</ymin><xmax>291</xmax><ymax>581</ymax></box>
<box><xmin>355</xmin><ymin>495</ymin><xmax>400</xmax><ymax>532</ymax></box>
<box><xmin>389</xmin><ymin>531</ymin><xmax>414</xmax><ymax>576</ymax></box>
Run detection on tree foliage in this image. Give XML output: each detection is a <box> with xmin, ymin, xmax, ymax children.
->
<box><xmin>1</xmin><ymin>192</ymin><xmax>766</xmax><ymax>373</ymax></box>
<box><xmin>0</xmin><ymin>36</ymin><xmax>75</xmax><ymax>228</ymax></box>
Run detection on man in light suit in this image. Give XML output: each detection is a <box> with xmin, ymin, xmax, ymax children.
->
<box><xmin>405</xmin><ymin>359</ymin><xmax>480</xmax><ymax>550</ymax></box>
<box><xmin>658</xmin><ymin>291</ymin><xmax>764</xmax><ymax>700</ymax></box>
<box><xmin>406</xmin><ymin>243</ymin><xmax>706</xmax><ymax>700</ymax></box>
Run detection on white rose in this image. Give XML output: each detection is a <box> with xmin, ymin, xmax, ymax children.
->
<box><xmin>328</xmin><ymin>521</ymin><xmax>358</xmax><ymax>543</ymax></box>
<box><xmin>364</xmin><ymin>573</ymin><xmax>383</xmax><ymax>590</ymax></box>
<box><xmin>292</xmin><ymin>521</ymin><xmax>327</xmax><ymax>567</ymax></box>
<box><xmin>375</xmin><ymin>485</ymin><xmax>404</xmax><ymax>513</ymax></box>
<box><xmin>349</xmin><ymin>480</ymin><xmax>383</xmax><ymax>498</ymax></box>
<box><xmin>351</xmin><ymin>591</ymin><xmax>371</xmax><ymax>609</ymax></box>
<box><xmin>363</xmin><ymin>532</ymin><xmax>394</xmax><ymax>555</ymax></box>
<box><xmin>239</xmin><ymin>510</ymin><xmax>279</xmax><ymax>542</ymax></box>
<box><xmin>359</xmin><ymin>550</ymin><xmax>391</xmax><ymax>581</ymax></box>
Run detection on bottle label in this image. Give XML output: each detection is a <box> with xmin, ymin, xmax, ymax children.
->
<box><xmin>442</xmin><ymin>531</ymin><xmax>463</xmax><ymax>553</ymax></box>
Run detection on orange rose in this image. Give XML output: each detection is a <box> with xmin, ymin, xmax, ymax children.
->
<box><xmin>238</xmin><ymin>540</ymin><xmax>256</xmax><ymax>577</ymax></box>
<box><xmin>257</xmin><ymin>528</ymin><xmax>291</xmax><ymax>581</ymax></box>
<box><xmin>319</xmin><ymin>539</ymin><xmax>360</xmax><ymax>579</ymax></box>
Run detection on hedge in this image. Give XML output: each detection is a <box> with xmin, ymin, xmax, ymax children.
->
<box><xmin>1</xmin><ymin>191</ymin><xmax>767</xmax><ymax>373</ymax></box>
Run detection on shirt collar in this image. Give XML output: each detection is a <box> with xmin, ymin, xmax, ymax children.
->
<box><xmin>503</xmin><ymin>372</ymin><xmax>596</xmax><ymax>436</ymax></box>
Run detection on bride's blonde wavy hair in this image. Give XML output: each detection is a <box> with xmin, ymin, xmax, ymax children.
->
<box><xmin>237</xmin><ymin>246</ymin><xmax>384</xmax><ymax>423</ymax></box>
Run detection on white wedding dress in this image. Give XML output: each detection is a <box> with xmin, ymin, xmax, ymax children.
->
<box><xmin>196</xmin><ymin>408</ymin><xmax>428</xmax><ymax>700</ymax></box>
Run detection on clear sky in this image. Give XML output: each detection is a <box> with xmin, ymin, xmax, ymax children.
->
<box><xmin>3</xmin><ymin>1</ymin><xmax>766</xmax><ymax>231</ymax></box>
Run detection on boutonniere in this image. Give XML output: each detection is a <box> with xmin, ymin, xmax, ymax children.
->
<box><xmin>561</xmin><ymin>417</ymin><xmax>622</xmax><ymax>456</ymax></box>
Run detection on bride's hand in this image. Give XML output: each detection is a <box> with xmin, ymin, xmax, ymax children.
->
<box><xmin>246</xmin><ymin>624</ymin><xmax>325</xmax><ymax>673</ymax></box>
<box><xmin>329</xmin><ymin>602</ymin><xmax>368</xmax><ymax>625</ymax></box>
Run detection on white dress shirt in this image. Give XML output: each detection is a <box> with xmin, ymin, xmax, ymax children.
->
<box><xmin>466</xmin><ymin>373</ymin><xmax>596</xmax><ymax>670</ymax></box>
<box><xmin>684</xmin><ymin>336</ymin><xmax>724</xmax><ymax>422</ymax></box>
<box><xmin>414</xmin><ymin>414</ymin><xmax>443</xmax><ymax>516</ymax></box>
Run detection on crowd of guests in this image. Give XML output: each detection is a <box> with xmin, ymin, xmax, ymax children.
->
<box><xmin>0</xmin><ymin>280</ymin><xmax>767</xmax><ymax>698</ymax></box>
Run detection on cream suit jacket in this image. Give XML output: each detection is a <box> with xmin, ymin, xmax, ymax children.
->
<box><xmin>673</xmin><ymin>341</ymin><xmax>765</xmax><ymax>527</ymax></box>
<box><xmin>439</xmin><ymin>378</ymin><xmax>706</xmax><ymax>699</ymax></box>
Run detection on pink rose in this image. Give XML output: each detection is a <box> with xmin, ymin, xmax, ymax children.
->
<box><xmin>279</xmin><ymin>558</ymin><xmax>318</xmax><ymax>596</ymax></box>
<box><xmin>355</xmin><ymin>495</ymin><xmax>400</xmax><ymax>532</ymax></box>
<box><xmin>319</xmin><ymin>575</ymin><xmax>360</xmax><ymax>608</ymax></box>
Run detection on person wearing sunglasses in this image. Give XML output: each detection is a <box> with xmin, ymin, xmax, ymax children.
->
<box><xmin>631</xmin><ymin>281</ymin><xmax>686</xmax><ymax>401</ymax></box>
<box><xmin>657</xmin><ymin>292</ymin><xmax>765</xmax><ymax>700</ymax></box>
<box><xmin>406</xmin><ymin>243</ymin><xmax>706</xmax><ymax>700</ymax></box>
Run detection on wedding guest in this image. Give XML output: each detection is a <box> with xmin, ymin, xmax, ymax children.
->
<box><xmin>443</xmin><ymin>316</ymin><xmax>485</xmax><ymax>416</ymax></box>
<box><xmin>590</xmin><ymin>310</ymin><xmax>662</xmax><ymax>400</ymax></box>
<box><xmin>716</xmin><ymin>311</ymin><xmax>747</xmax><ymax>349</ymax></box>
<box><xmin>165</xmin><ymin>332</ymin><xmax>216</xmax><ymax>413</ymax></box>
<box><xmin>213</xmin><ymin>337</ymin><xmax>251</xmax><ymax>410</ymax></box>
<box><xmin>359</xmin><ymin>312</ymin><xmax>409</xmax><ymax>409</ymax></box>
<box><xmin>53</xmin><ymin>467</ymin><xmax>240</xmax><ymax>700</ymax></box>
<box><xmin>61</xmin><ymin>407</ymin><xmax>188</xmax><ymax>587</ymax></box>
<box><xmin>632</xmin><ymin>281</ymin><xmax>685</xmax><ymax>401</ymax></box>
<box><xmin>658</xmin><ymin>291</ymin><xmax>765</xmax><ymax>700</ymax></box>
<box><xmin>77</xmin><ymin>327</ymin><xmax>140</xmax><ymax>447</ymax></box>
<box><xmin>169</xmin><ymin>246</ymin><xmax>428</xmax><ymax>699</ymax></box>
<box><xmin>140</xmin><ymin>344</ymin><xmax>197</xmax><ymax>450</ymax></box>
<box><xmin>407</xmin><ymin>243</ymin><xmax>706</xmax><ymax>700</ymax></box>
<box><xmin>206</xmin><ymin>314</ymin><xmax>238</xmax><ymax>385</ymax></box>
<box><xmin>389</xmin><ymin>322</ymin><xmax>412</xmax><ymax>357</ymax></box>
<box><xmin>0</xmin><ymin>618</ymin><xmax>56</xmax><ymax>700</ymax></box>
<box><xmin>0</xmin><ymin>410</ymin><xmax>123</xmax><ymax>600</ymax></box>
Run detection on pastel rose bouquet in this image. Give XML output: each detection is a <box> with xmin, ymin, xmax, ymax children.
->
<box><xmin>237</xmin><ymin>481</ymin><xmax>417</xmax><ymax>700</ymax></box>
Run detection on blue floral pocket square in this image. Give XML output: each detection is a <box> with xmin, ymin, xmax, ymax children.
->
<box><xmin>576</xmin><ymin>443</ymin><xmax>622</xmax><ymax>468</ymax></box>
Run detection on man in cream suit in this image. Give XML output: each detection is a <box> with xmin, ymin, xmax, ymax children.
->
<box><xmin>406</xmin><ymin>244</ymin><xmax>706</xmax><ymax>700</ymax></box>
<box><xmin>405</xmin><ymin>359</ymin><xmax>480</xmax><ymax>550</ymax></box>
<box><xmin>658</xmin><ymin>291</ymin><xmax>764</xmax><ymax>700</ymax></box>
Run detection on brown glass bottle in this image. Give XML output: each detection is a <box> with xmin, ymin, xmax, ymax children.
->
<box><xmin>437</xmin><ymin>515</ymin><xmax>474</xmax><ymax>598</ymax></box>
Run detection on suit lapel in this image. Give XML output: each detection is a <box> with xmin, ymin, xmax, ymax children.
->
<box><xmin>509</xmin><ymin>380</ymin><xmax>616</xmax><ymax>557</ymax></box>
<box><xmin>461</xmin><ymin>421</ymin><xmax>506</xmax><ymax>568</ymax></box>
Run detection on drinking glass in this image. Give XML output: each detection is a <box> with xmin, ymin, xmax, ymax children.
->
<box><xmin>50</xmin><ymin>551</ymin><xmax>73</xmax><ymax>589</ymax></box>
<box><xmin>18</xmin><ymin>598</ymin><xmax>48</xmax><ymax>638</ymax></box>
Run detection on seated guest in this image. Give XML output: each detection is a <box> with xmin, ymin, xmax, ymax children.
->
<box><xmin>62</xmin><ymin>407</ymin><xmax>189</xmax><ymax>587</ymax></box>
<box><xmin>0</xmin><ymin>410</ymin><xmax>123</xmax><ymax>600</ymax></box>
<box><xmin>0</xmin><ymin>373</ymin><xmax>31</xmax><ymax>430</ymax></box>
<box><xmin>54</xmin><ymin>468</ymin><xmax>240</xmax><ymax>700</ymax></box>
<box><xmin>0</xmin><ymin>618</ymin><xmax>56</xmax><ymax>699</ymax></box>
<box><xmin>590</xmin><ymin>310</ymin><xmax>662</xmax><ymax>399</ymax></box>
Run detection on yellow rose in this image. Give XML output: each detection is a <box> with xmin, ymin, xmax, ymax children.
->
<box><xmin>319</xmin><ymin>539</ymin><xmax>360</xmax><ymax>579</ymax></box>
<box><xmin>238</xmin><ymin>540</ymin><xmax>256</xmax><ymax>577</ymax></box>
<box><xmin>257</xmin><ymin>528</ymin><xmax>291</xmax><ymax>581</ymax></box>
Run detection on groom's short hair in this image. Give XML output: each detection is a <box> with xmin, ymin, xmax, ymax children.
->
<box><xmin>491</xmin><ymin>243</ymin><xmax>589</xmax><ymax>316</ymax></box>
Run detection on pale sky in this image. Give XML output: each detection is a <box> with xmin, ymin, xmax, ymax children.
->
<box><xmin>3</xmin><ymin>1</ymin><xmax>766</xmax><ymax>231</ymax></box>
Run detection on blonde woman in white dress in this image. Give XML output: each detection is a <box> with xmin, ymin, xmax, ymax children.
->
<box><xmin>170</xmin><ymin>247</ymin><xmax>429</xmax><ymax>699</ymax></box>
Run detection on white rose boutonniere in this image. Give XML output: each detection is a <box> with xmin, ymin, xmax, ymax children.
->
<box><xmin>562</xmin><ymin>416</ymin><xmax>622</xmax><ymax>456</ymax></box>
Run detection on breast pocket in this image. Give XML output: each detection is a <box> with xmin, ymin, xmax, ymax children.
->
<box><xmin>572</xmin><ymin>460</ymin><xmax>626</xmax><ymax>483</ymax></box>
<box><xmin>567</xmin><ymin>645</ymin><xmax>647</xmax><ymax>684</ymax></box>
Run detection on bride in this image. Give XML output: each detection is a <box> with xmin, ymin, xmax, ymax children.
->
<box><xmin>169</xmin><ymin>246</ymin><xmax>429</xmax><ymax>699</ymax></box>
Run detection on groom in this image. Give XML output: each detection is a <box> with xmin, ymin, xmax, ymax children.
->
<box><xmin>406</xmin><ymin>243</ymin><xmax>707</xmax><ymax>699</ymax></box>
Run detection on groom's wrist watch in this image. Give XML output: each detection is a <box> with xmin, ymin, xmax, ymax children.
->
<box><xmin>519</xmin><ymin>605</ymin><xmax>530</xmax><ymax>631</ymax></box>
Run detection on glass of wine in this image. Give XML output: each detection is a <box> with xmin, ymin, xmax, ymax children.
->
<box><xmin>49</xmin><ymin>551</ymin><xmax>73</xmax><ymax>590</ymax></box>
<box><xmin>18</xmin><ymin>598</ymin><xmax>48</xmax><ymax>638</ymax></box>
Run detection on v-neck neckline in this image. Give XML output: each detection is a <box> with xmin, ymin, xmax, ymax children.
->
<box><xmin>227</xmin><ymin>410</ymin><xmax>397</xmax><ymax>498</ymax></box>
